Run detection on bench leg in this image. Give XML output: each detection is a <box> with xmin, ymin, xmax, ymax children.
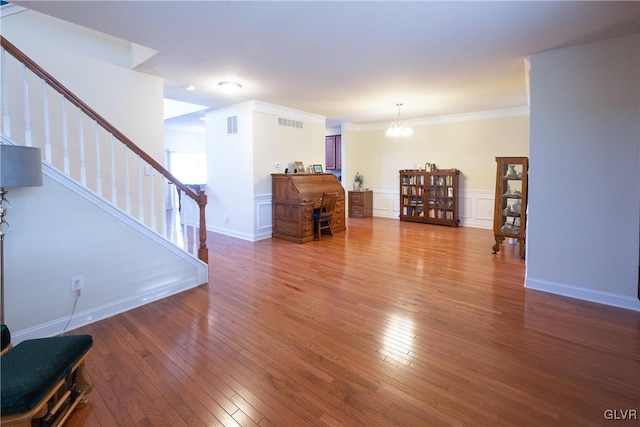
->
<box><xmin>75</xmin><ymin>361</ymin><xmax>93</xmax><ymax>407</ymax></box>
<box><xmin>1</xmin><ymin>355</ymin><xmax>93</xmax><ymax>427</ymax></box>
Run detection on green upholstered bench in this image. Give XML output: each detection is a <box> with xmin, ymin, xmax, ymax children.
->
<box><xmin>1</xmin><ymin>323</ymin><xmax>11</xmax><ymax>354</ymax></box>
<box><xmin>0</xmin><ymin>326</ymin><xmax>93</xmax><ymax>427</ymax></box>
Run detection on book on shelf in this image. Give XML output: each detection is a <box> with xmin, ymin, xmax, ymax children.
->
<box><xmin>399</xmin><ymin>168</ymin><xmax>459</xmax><ymax>227</ymax></box>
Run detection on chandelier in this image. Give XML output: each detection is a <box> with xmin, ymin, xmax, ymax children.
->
<box><xmin>386</xmin><ymin>103</ymin><xmax>413</xmax><ymax>137</ymax></box>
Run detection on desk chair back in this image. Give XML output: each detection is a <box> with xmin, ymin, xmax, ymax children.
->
<box><xmin>315</xmin><ymin>191</ymin><xmax>338</xmax><ymax>240</ymax></box>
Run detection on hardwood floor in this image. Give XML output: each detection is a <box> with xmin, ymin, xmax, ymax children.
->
<box><xmin>66</xmin><ymin>218</ymin><xmax>639</xmax><ymax>426</ymax></box>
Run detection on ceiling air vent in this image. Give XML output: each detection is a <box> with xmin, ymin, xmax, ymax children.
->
<box><xmin>227</xmin><ymin>115</ymin><xmax>238</xmax><ymax>134</ymax></box>
<box><xmin>278</xmin><ymin>117</ymin><xmax>303</xmax><ymax>129</ymax></box>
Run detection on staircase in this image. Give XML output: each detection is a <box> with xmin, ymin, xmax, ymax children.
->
<box><xmin>0</xmin><ymin>35</ymin><xmax>209</xmax><ymax>342</ymax></box>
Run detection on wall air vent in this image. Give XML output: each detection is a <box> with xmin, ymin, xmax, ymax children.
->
<box><xmin>227</xmin><ymin>115</ymin><xmax>238</xmax><ymax>134</ymax></box>
<box><xmin>278</xmin><ymin>117</ymin><xmax>303</xmax><ymax>129</ymax></box>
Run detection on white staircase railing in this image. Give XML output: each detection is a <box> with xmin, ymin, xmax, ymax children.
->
<box><xmin>0</xmin><ymin>36</ymin><xmax>208</xmax><ymax>263</ymax></box>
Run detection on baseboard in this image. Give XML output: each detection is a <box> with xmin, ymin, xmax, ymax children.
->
<box><xmin>373</xmin><ymin>210</ymin><xmax>399</xmax><ymax>219</ymax></box>
<box><xmin>207</xmin><ymin>225</ymin><xmax>257</xmax><ymax>241</ymax></box>
<box><xmin>459</xmin><ymin>217</ymin><xmax>492</xmax><ymax>229</ymax></box>
<box><xmin>11</xmin><ymin>277</ymin><xmax>207</xmax><ymax>344</ymax></box>
<box><xmin>243</xmin><ymin>188</ymin><xmax>495</xmax><ymax>240</ymax></box>
<box><xmin>525</xmin><ymin>277</ymin><xmax>640</xmax><ymax>312</ymax></box>
<box><xmin>361</xmin><ymin>187</ymin><xmax>494</xmax><ymax>229</ymax></box>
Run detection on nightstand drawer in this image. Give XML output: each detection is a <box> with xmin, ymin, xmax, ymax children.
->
<box><xmin>350</xmin><ymin>193</ymin><xmax>364</xmax><ymax>204</ymax></box>
<box><xmin>348</xmin><ymin>190</ymin><xmax>373</xmax><ymax>218</ymax></box>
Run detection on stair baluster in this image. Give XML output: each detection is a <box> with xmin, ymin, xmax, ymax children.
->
<box><xmin>0</xmin><ymin>36</ymin><xmax>208</xmax><ymax>262</ymax></box>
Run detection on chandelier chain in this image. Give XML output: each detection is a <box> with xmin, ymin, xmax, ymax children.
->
<box><xmin>387</xmin><ymin>103</ymin><xmax>413</xmax><ymax>137</ymax></box>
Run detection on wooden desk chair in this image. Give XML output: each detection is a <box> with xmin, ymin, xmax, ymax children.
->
<box><xmin>314</xmin><ymin>191</ymin><xmax>338</xmax><ymax>240</ymax></box>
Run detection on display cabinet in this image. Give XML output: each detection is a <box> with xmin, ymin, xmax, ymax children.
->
<box><xmin>399</xmin><ymin>169</ymin><xmax>459</xmax><ymax>227</ymax></box>
<box><xmin>492</xmin><ymin>157</ymin><xmax>528</xmax><ymax>258</ymax></box>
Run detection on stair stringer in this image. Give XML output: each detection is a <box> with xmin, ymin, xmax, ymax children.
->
<box><xmin>8</xmin><ymin>160</ymin><xmax>208</xmax><ymax>344</ymax></box>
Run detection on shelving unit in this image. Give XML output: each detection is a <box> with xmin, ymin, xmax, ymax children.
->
<box><xmin>492</xmin><ymin>157</ymin><xmax>528</xmax><ymax>258</ymax></box>
<box><xmin>400</xmin><ymin>170</ymin><xmax>425</xmax><ymax>219</ymax></box>
<box><xmin>399</xmin><ymin>169</ymin><xmax>459</xmax><ymax>227</ymax></box>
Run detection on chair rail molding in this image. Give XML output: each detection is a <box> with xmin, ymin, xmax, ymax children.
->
<box><xmin>352</xmin><ymin>186</ymin><xmax>494</xmax><ymax>229</ymax></box>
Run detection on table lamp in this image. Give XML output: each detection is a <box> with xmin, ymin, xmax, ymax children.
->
<box><xmin>0</xmin><ymin>144</ymin><xmax>43</xmax><ymax>324</ymax></box>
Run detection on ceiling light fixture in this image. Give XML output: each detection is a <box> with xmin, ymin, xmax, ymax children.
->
<box><xmin>185</xmin><ymin>84</ymin><xmax>195</xmax><ymax>91</ymax></box>
<box><xmin>386</xmin><ymin>103</ymin><xmax>413</xmax><ymax>137</ymax></box>
<box><xmin>218</xmin><ymin>81</ymin><xmax>242</xmax><ymax>93</ymax></box>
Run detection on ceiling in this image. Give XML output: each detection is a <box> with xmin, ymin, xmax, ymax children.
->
<box><xmin>11</xmin><ymin>1</ymin><xmax>640</xmax><ymax>131</ymax></box>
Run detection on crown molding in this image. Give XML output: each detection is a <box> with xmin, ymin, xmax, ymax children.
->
<box><xmin>350</xmin><ymin>106</ymin><xmax>530</xmax><ymax>132</ymax></box>
<box><xmin>252</xmin><ymin>100</ymin><xmax>326</xmax><ymax>124</ymax></box>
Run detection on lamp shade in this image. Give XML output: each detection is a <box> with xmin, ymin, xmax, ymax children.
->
<box><xmin>0</xmin><ymin>145</ymin><xmax>43</xmax><ymax>188</ymax></box>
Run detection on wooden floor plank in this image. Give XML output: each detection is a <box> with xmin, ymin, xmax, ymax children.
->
<box><xmin>63</xmin><ymin>218</ymin><xmax>639</xmax><ymax>426</ymax></box>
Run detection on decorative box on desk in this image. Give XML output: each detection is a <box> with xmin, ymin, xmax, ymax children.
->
<box><xmin>348</xmin><ymin>190</ymin><xmax>373</xmax><ymax>218</ymax></box>
<box><xmin>271</xmin><ymin>173</ymin><xmax>345</xmax><ymax>243</ymax></box>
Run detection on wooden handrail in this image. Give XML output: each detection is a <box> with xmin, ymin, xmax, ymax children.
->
<box><xmin>0</xmin><ymin>36</ymin><xmax>208</xmax><ymax>263</ymax></box>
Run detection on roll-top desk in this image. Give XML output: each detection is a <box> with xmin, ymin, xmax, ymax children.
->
<box><xmin>272</xmin><ymin>173</ymin><xmax>346</xmax><ymax>243</ymax></box>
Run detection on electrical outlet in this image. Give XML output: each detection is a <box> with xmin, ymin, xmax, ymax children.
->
<box><xmin>70</xmin><ymin>275</ymin><xmax>85</xmax><ymax>291</ymax></box>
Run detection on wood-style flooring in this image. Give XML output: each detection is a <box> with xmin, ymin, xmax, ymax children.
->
<box><xmin>66</xmin><ymin>218</ymin><xmax>639</xmax><ymax>426</ymax></box>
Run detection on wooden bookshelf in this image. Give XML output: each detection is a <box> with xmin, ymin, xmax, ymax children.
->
<box><xmin>399</xmin><ymin>169</ymin><xmax>459</xmax><ymax>227</ymax></box>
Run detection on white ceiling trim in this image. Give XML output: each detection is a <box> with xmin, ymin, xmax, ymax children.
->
<box><xmin>252</xmin><ymin>100</ymin><xmax>326</xmax><ymax>125</ymax></box>
<box><xmin>163</xmin><ymin>98</ymin><xmax>208</xmax><ymax>120</ymax></box>
<box><xmin>350</xmin><ymin>106</ymin><xmax>530</xmax><ymax>132</ymax></box>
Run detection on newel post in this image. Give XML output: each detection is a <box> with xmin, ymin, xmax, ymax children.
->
<box><xmin>197</xmin><ymin>190</ymin><xmax>208</xmax><ymax>263</ymax></box>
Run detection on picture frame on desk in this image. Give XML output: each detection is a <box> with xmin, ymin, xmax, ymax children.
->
<box><xmin>312</xmin><ymin>164</ymin><xmax>323</xmax><ymax>173</ymax></box>
<box><xmin>293</xmin><ymin>161</ymin><xmax>305</xmax><ymax>173</ymax></box>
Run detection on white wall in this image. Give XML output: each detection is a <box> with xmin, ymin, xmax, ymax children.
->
<box><xmin>2</xmin><ymin>9</ymin><xmax>167</xmax><ymax>233</ymax></box>
<box><xmin>2</xmin><ymin>10</ymin><xmax>164</xmax><ymax>161</ymax></box>
<box><xmin>204</xmin><ymin>101</ymin><xmax>326</xmax><ymax>241</ymax></box>
<box><xmin>165</xmin><ymin>129</ymin><xmax>206</xmax><ymax>153</ymax></box>
<box><xmin>343</xmin><ymin>111</ymin><xmax>529</xmax><ymax>226</ymax></box>
<box><xmin>7</xmin><ymin>166</ymin><xmax>207</xmax><ymax>343</ymax></box>
<box><xmin>204</xmin><ymin>102</ymin><xmax>255</xmax><ymax>240</ymax></box>
<box><xmin>350</xmin><ymin>111</ymin><xmax>529</xmax><ymax>190</ymax></box>
<box><xmin>1</xmin><ymin>10</ymin><xmax>208</xmax><ymax>340</ymax></box>
<box><xmin>526</xmin><ymin>33</ymin><xmax>640</xmax><ymax>311</ymax></box>
<box><xmin>252</xmin><ymin>102</ymin><xmax>326</xmax><ymax>194</ymax></box>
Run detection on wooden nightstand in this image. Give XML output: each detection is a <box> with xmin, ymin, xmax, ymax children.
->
<box><xmin>348</xmin><ymin>190</ymin><xmax>373</xmax><ymax>218</ymax></box>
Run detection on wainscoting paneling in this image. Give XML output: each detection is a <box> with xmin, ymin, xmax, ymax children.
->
<box><xmin>462</xmin><ymin>190</ymin><xmax>495</xmax><ymax>229</ymax></box>
<box><xmin>247</xmin><ymin>189</ymin><xmax>494</xmax><ymax>242</ymax></box>
<box><xmin>255</xmin><ymin>194</ymin><xmax>273</xmax><ymax>240</ymax></box>
<box><xmin>361</xmin><ymin>187</ymin><xmax>494</xmax><ymax>229</ymax></box>
<box><xmin>371</xmin><ymin>187</ymin><xmax>399</xmax><ymax>219</ymax></box>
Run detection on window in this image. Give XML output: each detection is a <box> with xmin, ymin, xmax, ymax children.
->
<box><xmin>168</xmin><ymin>151</ymin><xmax>207</xmax><ymax>184</ymax></box>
